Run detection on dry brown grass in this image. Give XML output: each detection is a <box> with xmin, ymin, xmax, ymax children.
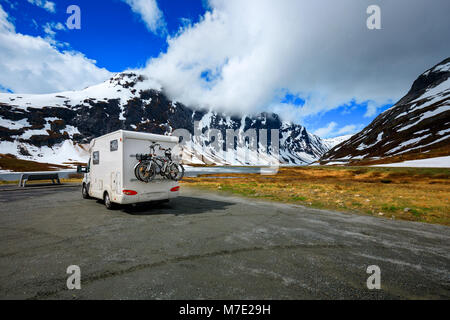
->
<box><xmin>181</xmin><ymin>166</ymin><xmax>450</xmax><ymax>226</ymax></box>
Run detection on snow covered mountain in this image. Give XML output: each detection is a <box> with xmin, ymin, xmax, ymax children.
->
<box><xmin>323</xmin><ymin>135</ymin><xmax>353</xmax><ymax>149</ymax></box>
<box><xmin>321</xmin><ymin>57</ymin><xmax>450</xmax><ymax>165</ymax></box>
<box><xmin>0</xmin><ymin>73</ymin><xmax>329</xmax><ymax>167</ymax></box>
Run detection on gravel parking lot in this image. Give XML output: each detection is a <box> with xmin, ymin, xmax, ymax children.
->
<box><xmin>0</xmin><ymin>184</ymin><xmax>449</xmax><ymax>299</ymax></box>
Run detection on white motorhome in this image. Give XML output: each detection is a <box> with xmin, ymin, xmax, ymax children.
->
<box><xmin>78</xmin><ymin>130</ymin><xmax>180</xmax><ymax>209</ymax></box>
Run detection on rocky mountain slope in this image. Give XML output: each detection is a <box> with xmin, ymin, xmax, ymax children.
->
<box><xmin>0</xmin><ymin>73</ymin><xmax>329</xmax><ymax>166</ymax></box>
<box><xmin>321</xmin><ymin>57</ymin><xmax>450</xmax><ymax>165</ymax></box>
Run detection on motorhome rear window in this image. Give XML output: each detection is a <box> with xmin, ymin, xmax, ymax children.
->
<box><xmin>110</xmin><ymin>139</ymin><xmax>118</xmax><ymax>152</ymax></box>
<box><xmin>92</xmin><ymin>151</ymin><xmax>99</xmax><ymax>165</ymax></box>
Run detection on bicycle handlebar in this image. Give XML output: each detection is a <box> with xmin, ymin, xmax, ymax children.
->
<box><xmin>150</xmin><ymin>143</ymin><xmax>170</xmax><ymax>152</ymax></box>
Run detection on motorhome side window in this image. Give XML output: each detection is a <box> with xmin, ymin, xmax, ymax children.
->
<box><xmin>110</xmin><ymin>139</ymin><xmax>118</xmax><ymax>152</ymax></box>
<box><xmin>92</xmin><ymin>151</ymin><xmax>99</xmax><ymax>165</ymax></box>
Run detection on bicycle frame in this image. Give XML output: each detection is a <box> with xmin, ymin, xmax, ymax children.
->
<box><xmin>135</xmin><ymin>142</ymin><xmax>184</xmax><ymax>182</ymax></box>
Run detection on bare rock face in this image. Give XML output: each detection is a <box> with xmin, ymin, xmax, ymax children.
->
<box><xmin>321</xmin><ymin>58</ymin><xmax>450</xmax><ymax>165</ymax></box>
<box><xmin>0</xmin><ymin>73</ymin><xmax>328</xmax><ymax>165</ymax></box>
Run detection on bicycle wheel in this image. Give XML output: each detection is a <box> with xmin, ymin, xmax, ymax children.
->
<box><xmin>137</xmin><ymin>161</ymin><xmax>156</xmax><ymax>182</ymax></box>
<box><xmin>168</xmin><ymin>163</ymin><xmax>185</xmax><ymax>181</ymax></box>
<box><xmin>134</xmin><ymin>162</ymin><xmax>143</xmax><ymax>181</ymax></box>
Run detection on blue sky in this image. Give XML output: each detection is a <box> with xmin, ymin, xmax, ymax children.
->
<box><xmin>279</xmin><ymin>98</ymin><xmax>393</xmax><ymax>138</ymax></box>
<box><xmin>1</xmin><ymin>0</ymin><xmax>449</xmax><ymax>138</ymax></box>
<box><xmin>2</xmin><ymin>0</ymin><xmax>206</xmax><ymax>71</ymax></box>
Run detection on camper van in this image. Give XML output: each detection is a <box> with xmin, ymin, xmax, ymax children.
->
<box><xmin>78</xmin><ymin>130</ymin><xmax>180</xmax><ymax>209</ymax></box>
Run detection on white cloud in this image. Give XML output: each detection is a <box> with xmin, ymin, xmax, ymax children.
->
<box><xmin>142</xmin><ymin>0</ymin><xmax>450</xmax><ymax>119</ymax></box>
<box><xmin>314</xmin><ymin>122</ymin><xmax>363</xmax><ymax>138</ymax></box>
<box><xmin>0</xmin><ymin>5</ymin><xmax>111</xmax><ymax>94</ymax></box>
<box><xmin>337</xmin><ymin>124</ymin><xmax>362</xmax><ymax>136</ymax></box>
<box><xmin>43</xmin><ymin>21</ymin><xmax>65</xmax><ymax>38</ymax></box>
<box><xmin>0</xmin><ymin>3</ymin><xmax>13</xmax><ymax>31</ymax></box>
<box><xmin>268</xmin><ymin>103</ymin><xmax>302</xmax><ymax>123</ymax></box>
<box><xmin>314</xmin><ymin>122</ymin><xmax>337</xmax><ymax>138</ymax></box>
<box><xmin>364</xmin><ymin>101</ymin><xmax>386</xmax><ymax>118</ymax></box>
<box><xmin>27</xmin><ymin>0</ymin><xmax>55</xmax><ymax>13</ymax></box>
<box><xmin>123</xmin><ymin>0</ymin><xmax>166</xmax><ymax>35</ymax></box>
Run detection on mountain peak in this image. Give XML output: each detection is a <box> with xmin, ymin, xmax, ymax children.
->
<box><xmin>321</xmin><ymin>58</ymin><xmax>450</xmax><ymax>165</ymax></box>
<box><xmin>0</xmin><ymin>77</ymin><xmax>329</xmax><ymax>166</ymax></box>
<box><xmin>398</xmin><ymin>57</ymin><xmax>450</xmax><ymax>106</ymax></box>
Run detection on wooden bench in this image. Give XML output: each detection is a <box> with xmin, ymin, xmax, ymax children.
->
<box><xmin>18</xmin><ymin>173</ymin><xmax>61</xmax><ymax>187</ymax></box>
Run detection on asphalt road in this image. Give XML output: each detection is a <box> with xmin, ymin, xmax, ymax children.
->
<box><xmin>0</xmin><ymin>184</ymin><xmax>449</xmax><ymax>299</ymax></box>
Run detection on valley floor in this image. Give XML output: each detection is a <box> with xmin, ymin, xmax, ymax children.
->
<box><xmin>1</xmin><ymin>163</ymin><xmax>449</xmax><ymax>225</ymax></box>
<box><xmin>181</xmin><ymin>166</ymin><xmax>450</xmax><ymax>226</ymax></box>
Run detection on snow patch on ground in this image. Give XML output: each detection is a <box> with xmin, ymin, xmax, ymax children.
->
<box><xmin>415</xmin><ymin>78</ymin><xmax>450</xmax><ymax>102</ymax></box>
<box><xmin>0</xmin><ymin>117</ymin><xmax>30</xmax><ymax>129</ymax></box>
<box><xmin>372</xmin><ymin>156</ymin><xmax>450</xmax><ymax>168</ymax></box>
<box><xmin>0</xmin><ymin>140</ymin><xmax>89</xmax><ymax>166</ymax></box>
<box><xmin>397</xmin><ymin>105</ymin><xmax>450</xmax><ymax>132</ymax></box>
<box><xmin>387</xmin><ymin>135</ymin><xmax>431</xmax><ymax>154</ymax></box>
<box><xmin>437</xmin><ymin>128</ymin><xmax>450</xmax><ymax>136</ymax></box>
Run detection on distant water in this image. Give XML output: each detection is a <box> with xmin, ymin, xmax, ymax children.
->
<box><xmin>184</xmin><ymin>166</ymin><xmax>263</xmax><ymax>177</ymax></box>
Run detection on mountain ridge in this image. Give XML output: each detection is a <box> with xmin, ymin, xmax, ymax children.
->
<box><xmin>0</xmin><ymin>73</ymin><xmax>329</xmax><ymax>167</ymax></box>
<box><xmin>321</xmin><ymin>57</ymin><xmax>450</xmax><ymax>165</ymax></box>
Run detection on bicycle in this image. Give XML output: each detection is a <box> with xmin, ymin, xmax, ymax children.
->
<box><xmin>134</xmin><ymin>143</ymin><xmax>184</xmax><ymax>182</ymax></box>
